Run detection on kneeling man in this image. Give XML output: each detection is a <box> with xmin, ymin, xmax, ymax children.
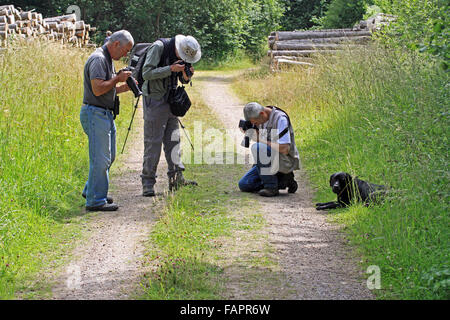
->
<box><xmin>238</xmin><ymin>102</ymin><xmax>300</xmax><ymax>197</ymax></box>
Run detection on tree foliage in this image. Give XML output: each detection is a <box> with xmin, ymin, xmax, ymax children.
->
<box><xmin>3</xmin><ymin>0</ymin><xmax>284</xmax><ymax>61</ymax></box>
<box><xmin>374</xmin><ymin>0</ymin><xmax>449</xmax><ymax>69</ymax></box>
<box><xmin>279</xmin><ymin>0</ymin><xmax>331</xmax><ymax>30</ymax></box>
<box><xmin>320</xmin><ymin>0</ymin><xmax>368</xmax><ymax>29</ymax></box>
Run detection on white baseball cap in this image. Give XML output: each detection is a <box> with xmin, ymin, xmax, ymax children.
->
<box><xmin>175</xmin><ymin>35</ymin><xmax>202</xmax><ymax>64</ymax></box>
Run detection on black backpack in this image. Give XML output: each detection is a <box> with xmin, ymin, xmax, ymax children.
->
<box><xmin>128</xmin><ymin>43</ymin><xmax>151</xmax><ymax>90</ymax></box>
<box><xmin>128</xmin><ymin>38</ymin><xmax>173</xmax><ymax>91</ymax></box>
<box><xmin>129</xmin><ymin>39</ymin><xmax>191</xmax><ymax>117</ymax></box>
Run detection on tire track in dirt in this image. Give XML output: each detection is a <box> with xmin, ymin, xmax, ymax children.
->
<box><xmin>198</xmin><ymin>72</ymin><xmax>374</xmax><ymax>299</ymax></box>
<box><xmin>51</xmin><ymin>105</ymin><xmax>166</xmax><ymax>300</ymax></box>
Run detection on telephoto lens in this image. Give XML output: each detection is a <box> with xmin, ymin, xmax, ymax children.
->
<box><xmin>121</xmin><ymin>67</ymin><xmax>142</xmax><ymax>98</ymax></box>
<box><xmin>126</xmin><ymin>76</ymin><xmax>142</xmax><ymax>98</ymax></box>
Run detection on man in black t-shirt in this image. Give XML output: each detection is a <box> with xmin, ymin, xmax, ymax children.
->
<box><xmin>80</xmin><ymin>30</ymin><xmax>134</xmax><ymax>211</ymax></box>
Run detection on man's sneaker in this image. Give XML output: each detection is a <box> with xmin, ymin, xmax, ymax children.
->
<box><xmin>82</xmin><ymin>193</ymin><xmax>114</xmax><ymax>204</ymax></box>
<box><xmin>169</xmin><ymin>172</ymin><xmax>198</xmax><ymax>191</ymax></box>
<box><xmin>258</xmin><ymin>188</ymin><xmax>279</xmax><ymax>197</ymax></box>
<box><xmin>142</xmin><ymin>186</ymin><xmax>155</xmax><ymax>197</ymax></box>
<box><xmin>86</xmin><ymin>203</ymin><xmax>119</xmax><ymax>212</ymax></box>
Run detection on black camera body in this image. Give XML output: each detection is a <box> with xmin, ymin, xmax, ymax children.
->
<box><xmin>179</xmin><ymin>61</ymin><xmax>193</xmax><ymax>78</ymax></box>
<box><xmin>120</xmin><ymin>66</ymin><xmax>142</xmax><ymax>98</ymax></box>
<box><xmin>239</xmin><ymin>120</ymin><xmax>258</xmax><ymax>148</ymax></box>
<box><xmin>239</xmin><ymin>120</ymin><xmax>257</xmax><ymax>132</ymax></box>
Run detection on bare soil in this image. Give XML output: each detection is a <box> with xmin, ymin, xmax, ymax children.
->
<box><xmin>51</xmin><ymin>107</ymin><xmax>166</xmax><ymax>300</ymax></box>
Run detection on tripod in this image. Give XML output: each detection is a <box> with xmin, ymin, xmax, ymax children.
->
<box><xmin>121</xmin><ymin>96</ymin><xmax>194</xmax><ymax>154</ymax></box>
<box><xmin>121</xmin><ymin>95</ymin><xmax>141</xmax><ymax>154</ymax></box>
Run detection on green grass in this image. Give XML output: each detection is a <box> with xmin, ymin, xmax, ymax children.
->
<box><xmin>140</xmin><ymin>72</ymin><xmax>268</xmax><ymax>299</ymax></box>
<box><xmin>195</xmin><ymin>50</ymin><xmax>256</xmax><ymax>71</ymax></box>
<box><xmin>232</xmin><ymin>46</ymin><xmax>449</xmax><ymax>299</ymax></box>
<box><xmin>0</xmin><ymin>40</ymin><xmax>135</xmax><ymax>298</ymax></box>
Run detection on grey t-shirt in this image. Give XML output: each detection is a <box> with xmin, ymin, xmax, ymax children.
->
<box><xmin>83</xmin><ymin>47</ymin><xmax>116</xmax><ymax>109</ymax></box>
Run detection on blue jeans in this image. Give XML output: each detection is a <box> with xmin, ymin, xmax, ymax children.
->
<box><xmin>80</xmin><ymin>105</ymin><xmax>116</xmax><ymax>207</ymax></box>
<box><xmin>238</xmin><ymin>143</ymin><xmax>278</xmax><ymax>192</ymax></box>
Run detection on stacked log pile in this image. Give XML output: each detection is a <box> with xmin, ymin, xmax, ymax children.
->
<box><xmin>268</xmin><ymin>13</ymin><xmax>395</xmax><ymax>70</ymax></box>
<box><xmin>0</xmin><ymin>4</ymin><xmax>97</xmax><ymax>48</ymax></box>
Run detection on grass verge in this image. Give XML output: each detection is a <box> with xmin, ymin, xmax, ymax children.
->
<box><xmin>0</xmin><ymin>40</ymin><xmax>135</xmax><ymax>298</ymax></box>
<box><xmin>232</xmin><ymin>46</ymin><xmax>449</xmax><ymax>299</ymax></box>
<box><xmin>139</xmin><ymin>71</ymin><xmax>282</xmax><ymax>299</ymax></box>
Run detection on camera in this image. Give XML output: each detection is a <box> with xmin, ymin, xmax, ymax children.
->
<box><xmin>179</xmin><ymin>61</ymin><xmax>193</xmax><ymax>78</ymax></box>
<box><xmin>239</xmin><ymin>120</ymin><xmax>258</xmax><ymax>148</ymax></box>
<box><xmin>239</xmin><ymin>120</ymin><xmax>257</xmax><ymax>132</ymax></box>
<box><xmin>120</xmin><ymin>66</ymin><xmax>142</xmax><ymax>98</ymax></box>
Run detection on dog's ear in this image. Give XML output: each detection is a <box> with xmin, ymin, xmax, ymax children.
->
<box><xmin>330</xmin><ymin>173</ymin><xmax>338</xmax><ymax>186</ymax></box>
<box><xmin>344</xmin><ymin>172</ymin><xmax>353</xmax><ymax>181</ymax></box>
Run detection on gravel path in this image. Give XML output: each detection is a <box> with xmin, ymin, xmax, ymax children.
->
<box><xmin>49</xmin><ymin>71</ymin><xmax>374</xmax><ymax>300</ymax></box>
<box><xmin>198</xmin><ymin>72</ymin><xmax>374</xmax><ymax>300</ymax></box>
<box><xmin>51</xmin><ymin>106</ymin><xmax>166</xmax><ymax>300</ymax></box>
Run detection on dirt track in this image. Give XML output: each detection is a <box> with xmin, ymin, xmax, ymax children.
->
<box><xmin>199</xmin><ymin>72</ymin><xmax>374</xmax><ymax>299</ymax></box>
<box><xmin>49</xmin><ymin>71</ymin><xmax>374</xmax><ymax>300</ymax></box>
<box><xmin>51</xmin><ymin>106</ymin><xmax>165</xmax><ymax>300</ymax></box>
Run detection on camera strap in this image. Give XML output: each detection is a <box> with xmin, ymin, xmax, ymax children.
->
<box><xmin>266</xmin><ymin>106</ymin><xmax>291</xmax><ymax>142</ymax></box>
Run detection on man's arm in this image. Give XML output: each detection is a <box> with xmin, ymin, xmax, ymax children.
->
<box><xmin>91</xmin><ymin>71</ymin><xmax>131</xmax><ymax>96</ymax></box>
<box><xmin>142</xmin><ymin>42</ymin><xmax>172</xmax><ymax>81</ymax></box>
<box><xmin>260</xmin><ymin>139</ymin><xmax>290</xmax><ymax>155</ymax></box>
<box><xmin>257</xmin><ymin>115</ymin><xmax>291</xmax><ymax>155</ymax></box>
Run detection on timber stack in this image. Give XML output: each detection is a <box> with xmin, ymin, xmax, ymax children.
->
<box><xmin>0</xmin><ymin>4</ymin><xmax>97</xmax><ymax>48</ymax></box>
<box><xmin>268</xmin><ymin>13</ymin><xmax>396</xmax><ymax>70</ymax></box>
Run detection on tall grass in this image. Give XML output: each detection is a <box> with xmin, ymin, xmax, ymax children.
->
<box><xmin>0</xmin><ymin>40</ymin><xmax>134</xmax><ymax>298</ymax></box>
<box><xmin>232</xmin><ymin>46</ymin><xmax>449</xmax><ymax>299</ymax></box>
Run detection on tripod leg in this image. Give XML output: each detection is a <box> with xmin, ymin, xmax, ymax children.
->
<box><xmin>177</xmin><ymin>118</ymin><xmax>194</xmax><ymax>151</ymax></box>
<box><xmin>121</xmin><ymin>96</ymin><xmax>140</xmax><ymax>154</ymax></box>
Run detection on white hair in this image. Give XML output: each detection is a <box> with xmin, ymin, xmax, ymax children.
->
<box><xmin>107</xmin><ymin>30</ymin><xmax>134</xmax><ymax>47</ymax></box>
<box><xmin>244</xmin><ymin>102</ymin><xmax>264</xmax><ymax>120</ymax></box>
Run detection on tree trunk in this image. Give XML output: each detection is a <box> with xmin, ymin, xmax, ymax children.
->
<box><xmin>269</xmin><ymin>50</ymin><xmax>340</xmax><ymax>57</ymax></box>
<box><xmin>275</xmin><ymin>30</ymin><xmax>371</xmax><ymax>41</ymax></box>
<box><xmin>274</xmin><ymin>58</ymin><xmax>316</xmax><ymax>67</ymax></box>
<box><xmin>269</xmin><ymin>36</ymin><xmax>371</xmax><ymax>49</ymax></box>
<box><xmin>44</xmin><ymin>13</ymin><xmax>76</xmax><ymax>23</ymax></box>
<box><xmin>272</xmin><ymin>55</ymin><xmax>315</xmax><ymax>63</ymax></box>
<box><xmin>273</xmin><ymin>42</ymin><xmax>361</xmax><ymax>51</ymax></box>
<box><xmin>19</xmin><ymin>11</ymin><xmax>32</xmax><ymax>20</ymax></box>
<box><xmin>75</xmin><ymin>20</ymin><xmax>85</xmax><ymax>30</ymax></box>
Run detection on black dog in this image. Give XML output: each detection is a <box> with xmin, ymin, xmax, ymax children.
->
<box><xmin>315</xmin><ymin>172</ymin><xmax>386</xmax><ymax>210</ymax></box>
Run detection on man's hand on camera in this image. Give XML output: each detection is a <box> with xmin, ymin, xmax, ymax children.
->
<box><xmin>182</xmin><ymin>65</ymin><xmax>194</xmax><ymax>81</ymax></box>
<box><xmin>170</xmin><ymin>60</ymin><xmax>185</xmax><ymax>73</ymax></box>
<box><xmin>246</xmin><ymin>128</ymin><xmax>258</xmax><ymax>142</ymax></box>
<box><xmin>117</xmin><ymin>70</ymin><xmax>132</xmax><ymax>83</ymax></box>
